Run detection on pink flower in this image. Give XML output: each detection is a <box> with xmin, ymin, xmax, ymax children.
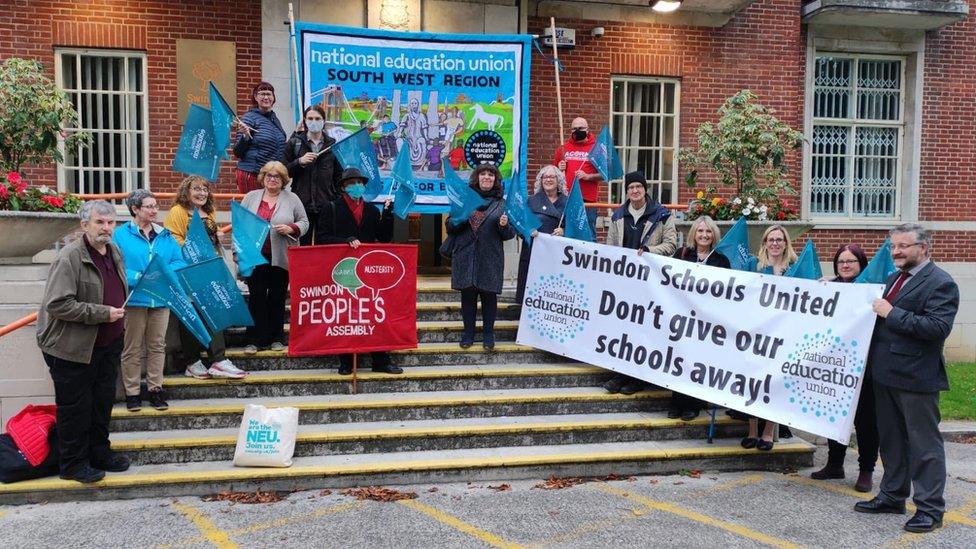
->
<box><xmin>41</xmin><ymin>195</ymin><xmax>65</xmax><ymax>208</ymax></box>
<box><xmin>7</xmin><ymin>172</ymin><xmax>27</xmax><ymax>194</ymax></box>
<box><xmin>6</xmin><ymin>172</ymin><xmax>21</xmax><ymax>185</ymax></box>
<box><xmin>0</xmin><ymin>185</ymin><xmax>8</xmax><ymax>200</ymax></box>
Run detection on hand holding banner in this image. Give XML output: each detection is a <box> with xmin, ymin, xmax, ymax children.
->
<box><xmin>563</xmin><ymin>176</ymin><xmax>594</xmax><ymax>242</ymax></box>
<box><xmin>230</xmin><ymin>201</ymin><xmax>270</xmax><ymax>277</ymax></box>
<box><xmin>130</xmin><ymin>255</ymin><xmax>211</xmax><ymax>347</ymax></box>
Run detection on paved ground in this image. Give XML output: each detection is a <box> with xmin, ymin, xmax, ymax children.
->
<box><xmin>1</xmin><ymin>440</ymin><xmax>974</xmax><ymax>549</ymax></box>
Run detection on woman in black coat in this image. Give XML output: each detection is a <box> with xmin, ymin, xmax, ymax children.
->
<box><xmin>316</xmin><ymin>168</ymin><xmax>400</xmax><ymax>375</ymax></box>
<box><xmin>284</xmin><ymin>105</ymin><xmax>343</xmax><ymax>245</ymax></box>
<box><xmin>446</xmin><ymin>163</ymin><xmax>515</xmax><ymax>350</ymax></box>
<box><xmin>669</xmin><ymin>215</ymin><xmax>731</xmax><ymax>421</ymax></box>
<box><xmin>515</xmin><ymin>164</ymin><xmax>567</xmax><ymax>303</ymax></box>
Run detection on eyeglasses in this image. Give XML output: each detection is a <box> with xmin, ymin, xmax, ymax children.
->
<box><xmin>190</xmin><ymin>187</ymin><xmax>210</xmax><ymax>193</ymax></box>
<box><xmin>139</xmin><ymin>204</ymin><xmax>159</xmax><ymax>210</ymax></box>
<box><xmin>891</xmin><ymin>243</ymin><xmax>922</xmax><ymax>251</ymax></box>
<box><xmin>264</xmin><ymin>174</ymin><xmax>282</xmax><ymax>181</ymax></box>
<box><xmin>541</xmin><ymin>175</ymin><xmax>557</xmax><ymax>180</ymax></box>
<box><xmin>765</xmin><ymin>238</ymin><xmax>786</xmax><ymax>244</ymax></box>
<box><xmin>255</xmin><ymin>92</ymin><xmax>274</xmax><ymax>97</ymax></box>
<box><xmin>837</xmin><ymin>259</ymin><xmax>859</xmax><ymax>265</ymax></box>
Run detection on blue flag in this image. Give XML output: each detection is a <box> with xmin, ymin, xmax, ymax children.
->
<box><xmin>182</xmin><ymin>209</ymin><xmax>219</xmax><ymax>265</ymax></box>
<box><xmin>588</xmin><ymin>126</ymin><xmax>624</xmax><ymax>181</ymax></box>
<box><xmin>444</xmin><ymin>162</ymin><xmax>485</xmax><ymax>224</ymax></box>
<box><xmin>786</xmin><ymin>239</ymin><xmax>823</xmax><ymax>280</ymax></box>
<box><xmin>332</xmin><ymin>127</ymin><xmax>385</xmax><ymax>201</ymax></box>
<box><xmin>230</xmin><ymin>201</ymin><xmax>270</xmax><ymax>278</ymax></box>
<box><xmin>563</xmin><ymin>176</ymin><xmax>594</xmax><ymax>242</ymax></box>
<box><xmin>173</xmin><ymin>103</ymin><xmax>221</xmax><ymax>181</ymax></box>
<box><xmin>177</xmin><ymin>257</ymin><xmax>253</xmax><ymax>332</ymax></box>
<box><xmin>714</xmin><ymin>216</ymin><xmax>755</xmax><ymax>271</ymax></box>
<box><xmin>392</xmin><ymin>144</ymin><xmax>416</xmax><ymax>220</ymax></box>
<box><xmin>856</xmin><ymin>239</ymin><xmax>897</xmax><ymax>284</ymax></box>
<box><xmin>209</xmin><ymin>82</ymin><xmax>235</xmax><ymax>160</ymax></box>
<box><xmin>130</xmin><ymin>255</ymin><xmax>211</xmax><ymax>347</ymax></box>
<box><xmin>504</xmin><ymin>169</ymin><xmax>541</xmax><ymax>244</ymax></box>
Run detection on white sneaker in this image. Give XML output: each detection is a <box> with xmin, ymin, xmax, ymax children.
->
<box><xmin>270</xmin><ymin>342</ymin><xmax>286</xmax><ymax>352</ymax></box>
<box><xmin>209</xmin><ymin>359</ymin><xmax>247</xmax><ymax>379</ymax></box>
<box><xmin>184</xmin><ymin>360</ymin><xmax>211</xmax><ymax>379</ymax></box>
<box><xmin>243</xmin><ymin>344</ymin><xmax>258</xmax><ymax>355</ymax></box>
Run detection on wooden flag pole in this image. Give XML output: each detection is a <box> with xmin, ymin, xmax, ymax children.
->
<box><xmin>549</xmin><ymin>17</ymin><xmax>565</xmax><ymax>138</ymax></box>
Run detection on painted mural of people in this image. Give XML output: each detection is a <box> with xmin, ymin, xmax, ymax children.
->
<box><xmin>399</xmin><ymin>97</ymin><xmax>429</xmax><ymax>165</ymax></box>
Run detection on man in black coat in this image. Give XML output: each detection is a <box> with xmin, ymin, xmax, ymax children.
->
<box><xmin>854</xmin><ymin>223</ymin><xmax>959</xmax><ymax>533</ymax></box>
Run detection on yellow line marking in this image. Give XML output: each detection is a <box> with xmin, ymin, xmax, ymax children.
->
<box><xmin>783</xmin><ymin>475</ymin><xmax>976</xmax><ymax>528</ymax></box>
<box><xmin>0</xmin><ymin>442</ymin><xmax>813</xmax><ymax>494</ymax></box>
<box><xmin>883</xmin><ymin>531</ymin><xmax>926</xmax><ymax>549</ymax></box>
<box><xmin>111</xmin><ymin>416</ymin><xmax>740</xmax><ymax>451</ymax></box>
<box><xmin>399</xmin><ymin>498</ymin><xmax>525</xmax><ymax>549</ymax></box>
<box><xmin>955</xmin><ymin>495</ymin><xmax>976</xmax><ymax>517</ymax></box>
<box><xmin>170</xmin><ymin>502</ymin><xmax>238</xmax><ymax>549</ymax></box>
<box><xmin>594</xmin><ymin>483</ymin><xmax>804</xmax><ymax>549</ymax></box>
<box><xmin>227</xmin><ymin>341</ymin><xmax>535</xmax><ymax>358</ymax></box>
<box><xmin>524</xmin><ymin>511</ymin><xmax>643</xmax><ymax>548</ymax></box>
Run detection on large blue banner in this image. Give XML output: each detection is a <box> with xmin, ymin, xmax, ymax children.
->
<box><xmin>296</xmin><ymin>23</ymin><xmax>532</xmax><ymax>214</ymax></box>
<box><xmin>177</xmin><ymin>257</ymin><xmax>253</xmax><ymax>332</ymax></box>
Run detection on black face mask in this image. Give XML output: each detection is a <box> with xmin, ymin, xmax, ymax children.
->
<box><xmin>573</xmin><ymin>129</ymin><xmax>587</xmax><ymax>141</ymax></box>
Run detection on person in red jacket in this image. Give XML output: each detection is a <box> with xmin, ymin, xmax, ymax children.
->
<box><xmin>554</xmin><ymin>117</ymin><xmax>603</xmax><ymax>234</ymax></box>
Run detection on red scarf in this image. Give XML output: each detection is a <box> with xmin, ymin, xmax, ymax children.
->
<box><xmin>343</xmin><ymin>193</ymin><xmax>365</xmax><ymax>226</ymax></box>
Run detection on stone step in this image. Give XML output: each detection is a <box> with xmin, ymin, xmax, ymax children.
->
<box><xmin>159</xmin><ymin>364</ymin><xmax>608</xmax><ymax>400</ymax></box>
<box><xmin>0</xmin><ymin>280</ymin><xmax>45</xmax><ymax>305</ymax></box>
<box><xmin>204</xmin><ymin>342</ymin><xmax>564</xmax><ymax>372</ymax></box>
<box><xmin>111</xmin><ymin>412</ymin><xmax>749</xmax><ymax>466</ymax></box>
<box><xmin>0</xmin><ymin>438</ymin><xmax>815</xmax><ymax>504</ymax></box>
<box><xmin>224</xmin><ymin>320</ymin><xmax>520</xmax><ymax>346</ymax></box>
<box><xmin>108</xmin><ymin>387</ymin><xmax>671</xmax><ymax>432</ymax></box>
<box><xmin>0</xmin><ymin>263</ymin><xmax>51</xmax><ymax>282</ymax></box>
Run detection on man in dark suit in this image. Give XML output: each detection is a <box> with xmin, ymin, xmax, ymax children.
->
<box><xmin>854</xmin><ymin>224</ymin><xmax>959</xmax><ymax>533</ymax></box>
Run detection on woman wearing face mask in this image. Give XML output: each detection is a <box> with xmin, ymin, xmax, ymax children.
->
<box><xmin>240</xmin><ymin>161</ymin><xmax>308</xmax><ymax>354</ymax></box>
<box><xmin>284</xmin><ymin>105</ymin><xmax>343</xmax><ymax>245</ymax></box>
<box><xmin>164</xmin><ymin>176</ymin><xmax>246</xmax><ymax>379</ymax></box>
<box><xmin>316</xmin><ymin>168</ymin><xmax>400</xmax><ymax>375</ymax></box>
<box><xmin>446</xmin><ymin>163</ymin><xmax>515</xmax><ymax>350</ymax></box>
<box><xmin>668</xmin><ymin>215</ymin><xmax>730</xmax><ymax>421</ymax></box>
<box><xmin>233</xmin><ymin>81</ymin><xmax>287</xmax><ymax>194</ymax></box>
<box><xmin>810</xmin><ymin>243</ymin><xmax>879</xmax><ymax>492</ymax></box>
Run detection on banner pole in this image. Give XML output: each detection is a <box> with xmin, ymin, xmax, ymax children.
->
<box><xmin>351</xmin><ymin>353</ymin><xmax>358</xmax><ymax>395</ymax></box>
<box><xmin>288</xmin><ymin>3</ymin><xmax>305</xmax><ymax>121</ymax></box>
<box><xmin>549</xmin><ymin>17</ymin><xmax>565</xmax><ymax>138</ymax></box>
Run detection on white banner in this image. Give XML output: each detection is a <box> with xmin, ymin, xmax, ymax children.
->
<box><xmin>516</xmin><ymin>235</ymin><xmax>884</xmax><ymax>441</ymax></box>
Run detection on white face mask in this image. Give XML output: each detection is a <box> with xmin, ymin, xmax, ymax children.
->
<box><xmin>306</xmin><ymin>119</ymin><xmax>325</xmax><ymax>133</ymax></box>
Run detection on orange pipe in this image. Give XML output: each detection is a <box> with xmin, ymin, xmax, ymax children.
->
<box><xmin>73</xmin><ymin>192</ymin><xmax>245</xmax><ymax>200</ymax></box>
<box><xmin>0</xmin><ymin>312</ymin><xmax>37</xmax><ymax>338</ymax></box>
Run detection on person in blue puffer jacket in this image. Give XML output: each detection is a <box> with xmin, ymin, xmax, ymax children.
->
<box><xmin>233</xmin><ymin>81</ymin><xmax>287</xmax><ymax>193</ymax></box>
<box><xmin>112</xmin><ymin>189</ymin><xmax>186</xmax><ymax>413</ymax></box>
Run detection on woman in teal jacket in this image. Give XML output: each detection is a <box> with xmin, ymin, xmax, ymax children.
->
<box><xmin>113</xmin><ymin>189</ymin><xmax>185</xmax><ymax>413</ymax></box>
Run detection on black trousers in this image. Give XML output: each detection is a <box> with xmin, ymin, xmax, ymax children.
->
<box><xmin>245</xmin><ymin>263</ymin><xmax>289</xmax><ymax>347</ymax></box>
<box><xmin>44</xmin><ymin>339</ymin><xmax>122</xmax><ymax>474</ymax></box>
<box><xmin>826</xmin><ymin>377</ymin><xmax>879</xmax><ymax>472</ymax></box>
<box><xmin>300</xmin><ymin>214</ymin><xmax>318</xmax><ymax>246</ymax></box>
<box><xmin>339</xmin><ymin>352</ymin><xmax>390</xmax><ymax>369</ymax></box>
<box><xmin>171</xmin><ymin>311</ymin><xmax>226</xmax><ymax>368</ymax></box>
<box><xmin>460</xmin><ymin>287</ymin><xmax>497</xmax><ymax>344</ymax></box>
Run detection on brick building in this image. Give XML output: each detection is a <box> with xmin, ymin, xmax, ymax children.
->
<box><xmin>1</xmin><ymin>0</ymin><xmax>974</xmax><ymax>359</ymax></box>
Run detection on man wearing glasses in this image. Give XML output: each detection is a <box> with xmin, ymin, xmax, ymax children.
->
<box><xmin>554</xmin><ymin>117</ymin><xmax>602</xmax><ymax>234</ymax></box>
<box><xmin>854</xmin><ymin>224</ymin><xmax>959</xmax><ymax>534</ymax></box>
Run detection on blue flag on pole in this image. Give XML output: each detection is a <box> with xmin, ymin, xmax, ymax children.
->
<box><xmin>230</xmin><ymin>201</ymin><xmax>270</xmax><ymax>277</ymax></box>
<box><xmin>855</xmin><ymin>239</ymin><xmax>898</xmax><ymax>284</ymax></box>
<box><xmin>182</xmin><ymin>209</ymin><xmax>219</xmax><ymax>265</ymax></box>
<box><xmin>444</xmin><ymin>162</ymin><xmax>486</xmax><ymax>224</ymax></box>
<box><xmin>588</xmin><ymin>126</ymin><xmax>624</xmax><ymax>181</ymax></box>
<box><xmin>209</xmin><ymin>82</ymin><xmax>235</xmax><ymax>160</ymax></box>
<box><xmin>130</xmin><ymin>255</ymin><xmax>211</xmax><ymax>347</ymax></box>
<box><xmin>392</xmin><ymin>144</ymin><xmax>416</xmax><ymax>219</ymax></box>
<box><xmin>564</xmin><ymin>176</ymin><xmax>595</xmax><ymax>242</ymax></box>
<box><xmin>714</xmin><ymin>216</ymin><xmax>755</xmax><ymax>271</ymax></box>
<box><xmin>504</xmin><ymin>169</ymin><xmax>541</xmax><ymax>244</ymax></box>
<box><xmin>786</xmin><ymin>239</ymin><xmax>823</xmax><ymax>280</ymax></box>
<box><xmin>332</xmin><ymin>127</ymin><xmax>385</xmax><ymax>201</ymax></box>
<box><xmin>177</xmin><ymin>257</ymin><xmax>253</xmax><ymax>332</ymax></box>
<box><xmin>173</xmin><ymin>103</ymin><xmax>221</xmax><ymax>182</ymax></box>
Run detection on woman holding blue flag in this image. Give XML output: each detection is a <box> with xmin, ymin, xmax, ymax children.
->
<box><xmin>515</xmin><ymin>165</ymin><xmax>566</xmax><ymax>303</ymax></box>
<box><xmin>165</xmin><ymin>176</ymin><xmax>245</xmax><ymax>380</ymax></box>
<box><xmin>240</xmin><ymin>161</ymin><xmax>308</xmax><ymax>354</ymax></box>
<box><xmin>810</xmin><ymin>243</ymin><xmax>879</xmax><ymax>492</ymax></box>
<box><xmin>233</xmin><ymin>82</ymin><xmax>286</xmax><ymax>194</ymax></box>
<box><xmin>284</xmin><ymin>105</ymin><xmax>343</xmax><ymax>245</ymax></box>
<box><xmin>113</xmin><ymin>190</ymin><xmax>184</xmax><ymax>412</ymax></box>
<box><xmin>447</xmin><ymin>163</ymin><xmax>515</xmax><ymax>351</ymax></box>
<box><xmin>316</xmin><ymin>168</ymin><xmax>400</xmax><ymax>375</ymax></box>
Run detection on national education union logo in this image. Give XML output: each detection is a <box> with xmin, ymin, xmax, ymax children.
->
<box><xmin>523</xmin><ymin>273</ymin><xmax>589</xmax><ymax>343</ymax></box>
<box><xmin>782</xmin><ymin>329</ymin><xmax>865</xmax><ymax>425</ymax></box>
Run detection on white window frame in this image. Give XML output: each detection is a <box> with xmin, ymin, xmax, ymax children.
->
<box><xmin>54</xmin><ymin>48</ymin><xmax>150</xmax><ymax>197</ymax></box>
<box><xmin>809</xmin><ymin>52</ymin><xmax>906</xmax><ymax>221</ymax></box>
<box><xmin>608</xmin><ymin>76</ymin><xmax>680</xmax><ymax>205</ymax></box>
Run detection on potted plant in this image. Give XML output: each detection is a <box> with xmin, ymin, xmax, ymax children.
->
<box><xmin>0</xmin><ymin>58</ymin><xmax>89</xmax><ymax>262</ymax></box>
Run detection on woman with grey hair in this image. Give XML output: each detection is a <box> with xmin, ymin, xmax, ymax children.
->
<box><xmin>668</xmin><ymin>215</ymin><xmax>730</xmax><ymax>421</ymax></box>
<box><xmin>112</xmin><ymin>189</ymin><xmax>185</xmax><ymax>411</ymax></box>
<box><xmin>515</xmin><ymin>165</ymin><xmax>567</xmax><ymax>303</ymax></box>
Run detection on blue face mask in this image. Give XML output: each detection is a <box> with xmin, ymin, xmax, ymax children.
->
<box><xmin>345</xmin><ymin>183</ymin><xmax>366</xmax><ymax>200</ymax></box>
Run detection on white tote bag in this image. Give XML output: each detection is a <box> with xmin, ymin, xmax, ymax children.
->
<box><xmin>233</xmin><ymin>404</ymin><xmax>299</xmax><ymax>467</ymax></box>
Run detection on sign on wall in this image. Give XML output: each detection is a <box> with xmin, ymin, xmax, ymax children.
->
<box><xmin>516</xmin><ymin>234</ymin><xmax>884</xmax><ymax>442</ymax></box>
<box><xmin>176</xmin><ymin>39</ymin><xmax>237</xmax><ymax>121</ymax></box>
<box><xmin>295</xmin><ymin>23</ymin><xmax>532</xmax><ymax>214</ymax></box>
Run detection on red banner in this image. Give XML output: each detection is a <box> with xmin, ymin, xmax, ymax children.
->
<box><xmin>287</xmin><ymin>244</ymin><xmax>418</xmax><ymax>356</ymax></box>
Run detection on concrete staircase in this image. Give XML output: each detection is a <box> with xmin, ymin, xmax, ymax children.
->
<box><xmin>0</xmin><ymin>276</ymin><xmax>813</xmax><ymax>503</ymax></box>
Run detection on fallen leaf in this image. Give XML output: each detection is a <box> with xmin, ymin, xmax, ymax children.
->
<box><xmin>631</xmin><ymin>508</ymin><xmax>645</xmax><ymax>516</ymax></box>
<box><xmin>954</xmin><ymin>434</ymin><xmax>976</xmax><ymax>444</ymax></box>
<box><xmin>649</xmin><ymin>479</ymin><xmax>659</xmax><ymax>485</ymax></box>
<box><xmin>603</xmin><ymin>473</ymin><xmax>635</xmax><ymax>482</ymax></box>
<box><xmin>341</xmin><ymin>487</ymin><xmax>417</xmax><ymax>502</ymax></box>
<box><xmin>533</xmin><ymin>475</ymin><xmax>586</xmax><ymax>490</ymax></box>
<box><xmin>673</xmin><ymin>481</ymin><xmax>685</xmax><ymax>485</ymax></box>
<box><xmin>201</xmin><ymin>490</ymin><xmax>287</xmax><ymax>504</ymax></box>
<box><xmin>319</xmin><ymin>489</ymin><xmax>333</xmax><ymax>496</ymax></box>
<box><xmin>488</xmin><ymin>484</ymin><xmax>511</xmax><ymax>492</ymax></box>
<box><xmin>428</xmin><ymin>487</ymin><xmax>439</xmax><ymax>493</ymax></box>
